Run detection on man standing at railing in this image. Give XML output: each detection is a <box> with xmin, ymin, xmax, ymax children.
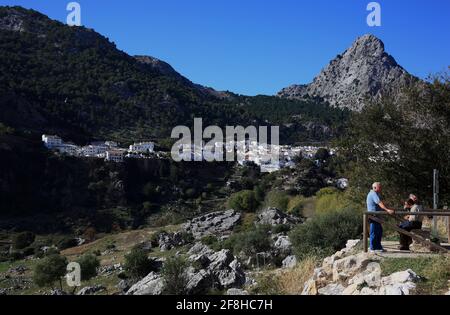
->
<box><xmin>367</xmin><ymin>182</ymin><xmax>395</xmax><ymax>252</ymax></box>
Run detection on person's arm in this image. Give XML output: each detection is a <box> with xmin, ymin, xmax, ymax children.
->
<box><xmin>378</xmin><ymin>201</ymin><xmax>395</xmax><ymax>215</ymax></box>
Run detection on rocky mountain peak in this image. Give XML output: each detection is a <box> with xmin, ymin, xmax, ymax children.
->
<box><xmin>278</xmin><ymin>34</ymin><xmax>417</xmax><ymax>111</ymax></box>
<box><xmin>350</xmin><ymin>34</ymin><xmax>385</xmax><ymax>57</ymax></box>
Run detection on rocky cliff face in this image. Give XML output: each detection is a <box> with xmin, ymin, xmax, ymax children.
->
<box><xmin>278</xmin><ymin>34</ymin><xmax>418</xmax><ymax>111</ymax></box>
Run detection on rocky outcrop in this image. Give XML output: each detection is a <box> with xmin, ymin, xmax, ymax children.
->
<box><xmin>282</xmin><ymin>255</ymin><xmax>297</xmax><ymax>269</ymax></box>
<box><xmin>182</xmin><ymin>210</ymin><xmax>241</xmax><ymax>239</ymax></box>
<box><xmin>302</xmin><ymin>240</ymin><xmax>421</xmax><ymax>295</ymax></box>
<box><xmin>156</xmin><ymin>231</ymin><xmax>191</xmax><ymax>252</ymax></box>
<box><xmin>278</xmin><ymin>34</ymin><xmax>418</xmax><ymax>111</ymax></box>
<box><xmin>126</xmin><ymin>272</ymin><xmax>164</xmax><ymax>296</ymax></box>
<box><xmin>227</xmin><ymin>288</ymin><xmax>249</xmax><ymax>295</ymax></box>
<box><xmin>77</xmin><ymin>285</ymin><xmax>106</xmax><ymax>296</ymax></box>
<box><xmin>256</xmin><ymin>208</ymin><xmax>301</xmax><ymax>227</ymax></box>
<box><xmin>186</xmin><ymin>243</ymin><xmax>246</xmax><ymax>294</ymax></box>
<box><xmin>126</xmin><ymin>243</ymin><xmax>246</xmax><ymax>295</ymax></box>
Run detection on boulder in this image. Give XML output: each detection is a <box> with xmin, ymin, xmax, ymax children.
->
<box><xmin>98</xmin><ymin>263</ymin><xmax>123</xmax><ymax>275</ymax></box>
<box><xmin>117</xmin><ymin>279</ymin><xmax>132</xmax><ymax>293</ymax></box>
<box><xmin>187</xmin><ymin>244</ymin><xmax>246</xmax><ymax>291</ymax></box>
<box><xmin>185</xmin><ymin>268</ymin><xmax>213</xmax><ymax>295</ymax></box>
<box><xmin>256</xmin><ymin>208</ymin><xmax>301</xmax><ymax>226</ymax></box>
<box><xmin>273</xmin><ymin>234</ymin><xmax>292</xmax><ymax>256</ymax></box>
<box><xmin>332</xmin><ymin>253</ymin><xmax>370</xmax><ymax>282</ymax></box>
<box><xmin>158</xmin><ymin>231</ymin><xmax>189</xmax><ymax>251</ymax></box>
<box><xmin>360</xmin><ymin>287</ymin><xmax>379</xmax><ymax>295</ymax></box>
<box><xmin>302</xmin><ymin>279</ymin><xmax>318</xmax><ymax>295</ymax></box>
<box><xmin>348</xmin><ymin>262</ymin><xmax>381</xmax><ymax>288</ymax></box>
<box><xmin>282</xmin><ymin>255</ymin><xmax>297</xmax><ymax>269</ymax></box>
<box><xmin>208</xmin><ymin>250</ymin><xmax>235</xmax><ymax>271</ymax></box>
<box><xmin>379</xmin><ymin>269</ymin><xmax>419</xmax><ymax>295</ymax></box>
<box><xmin>188</xmin><ymin>242</ymin><xmax>215</xmax><ymax>258</ymax></box>
<box><xmin>381</xmin><ymin>269</ymin><xmax>419</xmax><ymax>286</ymax></box>
<box><xmin>126</xmin><ymin>272</ymin><xmax>164</xmax><ymax>295</ymax></box>
<box><xmin>318</xmin><ymin>283</ymin><xmax>345</xmax><ymax>295</ymax></box>
<box><xmin>77</xmin><ymin>285</ymin><xmax>106</xmax><ymax>295</ymax></box>
<box><xmin>342</xmin><ymin>284</ymin><xmax>359</xmax><ymax>295</ymax></box>
<box><xmin>183</xmin><ymin>210</ymin><xmax>241</xmax><ymax>239</ymax></box>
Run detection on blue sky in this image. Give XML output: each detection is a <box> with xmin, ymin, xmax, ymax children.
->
<box><xmin>1</xmin><ymin>0</ymin><xmax>449</xmax><ymax>95</ymax></box>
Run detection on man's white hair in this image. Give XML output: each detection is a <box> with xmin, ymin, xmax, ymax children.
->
<box><xmin>372</xmin><ymin>182</ymin><xmax>381</xmax><ymax>190</ymax></box>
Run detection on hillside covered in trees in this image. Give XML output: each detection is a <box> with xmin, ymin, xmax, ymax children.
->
<box><xmin>0</xmin><ymin>6</ymin><xmax>348</xmax><ymax>146</ymax></box>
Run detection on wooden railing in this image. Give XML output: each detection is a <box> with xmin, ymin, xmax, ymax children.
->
<box><xmin>363</xmin><ymin>210</ymin><xmax>450</xmax><ymax>253</ymax></box>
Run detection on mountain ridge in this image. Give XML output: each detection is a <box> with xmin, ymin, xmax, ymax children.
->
<box><xmin>278</xmin><ymin>34</ymin><xmax>420</xmax><ymax>111</ymax></box>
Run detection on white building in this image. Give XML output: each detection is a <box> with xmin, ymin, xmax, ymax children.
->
<box><xmin>81</xmin><ymin>145</ymin><xmax>107</xmax><ymax>157</ymax></box>
<box><xmin>56</xmin><ymin>144</ymin><xmax>79</xmax><ymax>156</ymax></box>
<box><xmin>42</xmin><ymin>134</ymin><xmax>63</xmax><ymax>149</ymax></box>
<box><xmin>105</xmin><ymin>150</ymin><xmax>125</xmax><ymax>163</ymax></box>
<box><xmin>105</xmin><ymin>141</ymin><xmax>118</xmax><ymax>148</ymax></box>
<box><xmin>129</xmin><ymin>142</ymin><xmax>155</xmax><ymax>154</ymax></box>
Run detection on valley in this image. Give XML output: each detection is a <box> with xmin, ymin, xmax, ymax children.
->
<box><xmin>0</xmin><ymin>5</ymin><xmax>449</xmax><ymax>297</ymax></box>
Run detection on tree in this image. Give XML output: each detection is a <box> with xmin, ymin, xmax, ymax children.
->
<box><xmin>289</xmin><ymin>208</ymin><xmax>362</xmax><ymax>259</ymax></box>
<box><xmin>13</xmin><ymin>231</ymin><xmax>35</xmax><ymax>250</ymax></box>
<box><xmin>339</xmin><ymin>72</ymin><xmax>450</xmax><ymax>205</ymax></box>
<box><xmin>124</xmin><ymin>247</ymin><xmax>154</xmax><ymax>280</ymax></box>
<box><xmin>77</xmin><ymin>254</ymin><xmax>100</xmax><ymax>281</ymax></box>
<box><xmin>227</xmin><ymin>190</ymin><xmax>259</xmax><ymax>212</ymax></box>
<box><xmin>33</xmin><ymin>254</ymin><xmax>68</xmax><ymax>290</ymax></box>
<box><xmin>314</xmin><ymin>148</ymin><xmax>330</xmax><ymax>161</ymax></box>
<box><xmin>161</xmin><ymin>256</ymin><xmax>188</xmax><ymax>295</ymax></box>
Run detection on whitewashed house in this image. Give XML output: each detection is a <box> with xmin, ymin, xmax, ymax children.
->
<box><xmin>56</xmin><ymin>144</ymin><xmax>79</xmax><ymax>156</ymax></box>
<box><xmin>129</xmin><ymin>142</ymin><xmax>155</xmax><ymax>154</ymax></box>
<box><xmin>81</xmin><ymin>145</ymin><xmax>107</xmax><ymax>157</ymax></box>
<box><xmin>105</xmin><ymin>150</ymin><xmax>125</xmax><ymax>163</ymax></box>
<box><xmin>42</xmin><ymin>134</ymin><xmax>63</xmax><ymax>149</ymax></box>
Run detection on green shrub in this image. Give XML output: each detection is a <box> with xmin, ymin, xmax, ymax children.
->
<box><xmin>33</xmin><ymin>254</ymin><xmax>68</xmax><ymax>289</ymax></box>
<box><xmin>161</xmin><ymin>256</ymin><xmax>189</xmax><ymax>295</ymax></box>
<box><xmin>57</xmin><ymin>237</ymin><xmax>78</xmax><ymax>250</ymax></box>
<box><xmin>228</xmin><ymin>190</ymin><xmax>259</xmax><ymax>212</ymax></box>
<box><xmin>223</xmin><ymin>225</ymin><xmax>271</xmax><ymax>256</ymax></box>
<box><xmin>287</xmin><ymin>196</ymin><xmax>306</xmax><ymax>217</ymax></box>
<box><xmin>124</xmin><ymin>248</ymin><xmax>155</xmax><ymax>280</ymax></box>
<box><xmin>201</xmin><ymin>235</ymin><xmax>221</xmax><ymax>251</ymax></box>
<box><xmin>289</xmin><ymin>208</ymin><xmax>362</xmax><ymax>259</ymax></box>
<box><xmin>13</xmin><ymin>232</ymin><xmax>35</xmax><ymax>250</ymax></box>
<box><xmin>77</xmin><ymin>254</ymin><xmax>100</xmax><ymax>281</ymax></box>
<box><xmin>149</xmin><ymin>229</ymin><xmax>167</xmax><ymax>247</ymax></box>
<box><xmin>272</xmin><ymin>224</ymin><xmax>291</xmax><ymax>234</ymax></box>
<box><xmin>264</xmin><ymin>190</ymin><xmax>290</xmax><ymax>211</ymax></box>
<box><xmin>314</xmin><ymin>188</ymin><xmax>355</xmax><ymax>215</ymax></box>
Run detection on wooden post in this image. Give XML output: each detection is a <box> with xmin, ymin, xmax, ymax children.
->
<box><xmin>447</xmin><ymin>216</ymin><xmax>450</xmax><ymax>244</ymax></box>
<box><xmin>363</xmin><ymin>213</ymin><xmax>368</xmax><ymax>252</ymax></box>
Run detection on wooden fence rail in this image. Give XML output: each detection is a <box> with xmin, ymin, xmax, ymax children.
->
<box><xmin>363</xmin><ymin>210</ymin><xmax>450</xmax><ymax>253</ymax></box>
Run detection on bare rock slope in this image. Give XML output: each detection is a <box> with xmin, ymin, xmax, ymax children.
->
<box><xmin>278</xmin><ymin>34</ymin><xmax>418</xmax><ymax>111</ymax></box>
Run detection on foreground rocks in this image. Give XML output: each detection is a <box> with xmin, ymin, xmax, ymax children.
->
<box><xmin>77</xmin><ymin>285</ymin><xmax>106</xmax><ymax>295</ymax></box>
<box><xmin>186</xmin><ymin>243</ymin><xmax>246</xmax><ymax>294</ymax></box>
<box><xmin>302</xmin><ymin>240</ymin><xmax>421</xmax><ymax>295</ymax></box>
<box><xmin>182</xmin><ymin>210</ymin><xmax>241</xmax><ymax>239</ymax></box>
<box><xmin>126</xmin><ymin>272</ymin><xmax>165</xmax><ymax>295</ymax></box>
<box><xmin>256</xmin><ymin>208</ymin><xmax>301</xmax><ymax>227</ymax></box>
<box><xmin>126</xmin><ymin>243</ymin><xmax>246</xmax><ymax>295</ymax></box>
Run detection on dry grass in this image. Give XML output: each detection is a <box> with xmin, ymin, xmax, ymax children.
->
<box><xmin>277</xmin><ymin>255</ymin><xmax>319</xmax><ymax>295</ymax></box>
